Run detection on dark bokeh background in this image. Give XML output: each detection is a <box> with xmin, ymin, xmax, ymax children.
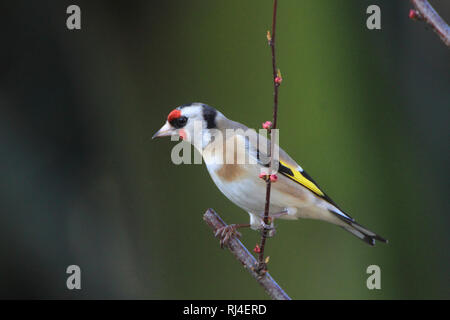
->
<box><xmin>0</xmin><ymin>0</ymin><xmax>449</xmax><ymax>299</ymax></box>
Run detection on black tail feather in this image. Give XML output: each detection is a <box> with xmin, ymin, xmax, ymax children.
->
<box><xmin>341</xmin><ymin>225</ymin><xmax>386</xmax><ymax>246</ymax></box>
<box><xmin>329</xmin><ymin>210</ymin><xmax>388</xmax><ymax>246</ymax></box>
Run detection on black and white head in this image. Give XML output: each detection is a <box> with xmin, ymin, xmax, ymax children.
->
<box><xmin>152</xmin><ymin>103</ymin><xmax>224</xmax><ymax>148</ymax></box>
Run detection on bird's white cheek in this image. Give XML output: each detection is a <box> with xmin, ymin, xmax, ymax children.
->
<box><xmin>201</xmin><ymin>130</ymin><xmax>213</xmax><ymax>149</ymax></box>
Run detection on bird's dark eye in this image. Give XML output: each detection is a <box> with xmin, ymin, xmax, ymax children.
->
<box><xmin>171</xmin><ymin>116</ymin><xmax>188</xmax><ymax>128</ymax></box>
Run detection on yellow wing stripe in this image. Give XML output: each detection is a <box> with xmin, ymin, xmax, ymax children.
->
<box><xmin>279</xmin><ymin>160</ymin><xmax>324</xmax><ymax>197</ymax></box>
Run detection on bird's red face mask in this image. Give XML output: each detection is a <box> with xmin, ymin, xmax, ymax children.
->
<box><xmin>152</xmin><ymin>109</ymin><xmax>188</xmax><ymax>140</ymax></box>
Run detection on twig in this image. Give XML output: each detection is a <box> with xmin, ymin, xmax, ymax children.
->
<box><xmin>410</xmin><ymin>0</ymin><xmax>450</xmax><ymax>47</ymax></box>
<box><xmin>203</xmin><ymin>208</ymin><xmax>291</xmax><ymax>300</ymax></box>
<box><xmin>258</xmin><ymin>0</ymin><xmax>280</xmax><ymax>270</ymax></box>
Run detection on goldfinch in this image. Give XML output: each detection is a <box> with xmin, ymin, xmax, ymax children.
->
<box><xmin>153</xmin><ymin>103</ymin><xmax>387</xmax><ymax>246</ymax></box>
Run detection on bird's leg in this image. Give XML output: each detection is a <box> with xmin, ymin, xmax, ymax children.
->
<box><xmin>259</xmin><ymin>209</ymin><xmax>289</xmax><ymax>220</ymax></box>
<box><xmin>214</xmin><ymin>223</ymin><xmax>250</xmax><ymax>248</ymax></box>
<box><xmin>269</xmin><ymin>209</ymin><xmax>289</xmax><ymax>220</ymax></box>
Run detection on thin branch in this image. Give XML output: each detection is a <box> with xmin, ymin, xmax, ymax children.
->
<box><xmin>410</xmin><ymin>0</ymin><xmax>450</xmax><ymax>47</ymax></box>
<box><xmin>203</xmin><ymin>208</ymin><xmax>291</xmax><ymax>300</ymax></box>
<box><xmin>202</xmin><ymin>0</ymin><xmax>287</xmax><ymax>298</ymax></box>
<box><xmin>258</xmin><ymin>0</ymin><xmax>280</xmax><ymax>270</ymax></box>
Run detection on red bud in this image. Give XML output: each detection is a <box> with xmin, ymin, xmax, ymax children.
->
<box><xmin>409</xmin><ymin>9</ymin><xmax>419</xmax><ymax>20</ymax></box>
<box><xmin>275</xmin><ymin>76</ymin><xmax>282</xmax><ymax>85</ymax></box>
<box><xmin>262</xmin><ymin>121</ymin><xmax>272</xmax><ymax>129</ymax></box>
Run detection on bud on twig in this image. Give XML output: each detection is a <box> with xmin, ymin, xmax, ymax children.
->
<box><xmin>266</xmin><ymin>30</ymin><xmax>272</xmax><ymax>45</ymax></box>
<box><xmin>409</xmin><ymin>9</ymin><xmax>421</xmax><ymax>20</ymax></box>
<box><xmin>275</xmin><ymin>69</ymin><xmax>282</xmax><ymax>85</ymax></box>
<box><xmin>262</xmin><ymin>121</ymin><xmax>272</xmax><ymax>130</ymax></box>
<box><xmin>259</xmin><ymin>173</ymin><xmax>278</xmax><ymax>183</ymax></box>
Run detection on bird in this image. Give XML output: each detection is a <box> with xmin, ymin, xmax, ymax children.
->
<box><xmin>153</xmin><ymin>102</ymin><xmax>387</xmax><ymax>247</ymax></box>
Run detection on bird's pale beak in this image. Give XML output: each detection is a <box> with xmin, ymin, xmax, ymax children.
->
<box><xmin>152</xmin><ymin>122</ymin><xmax>174</xmax><ymax>139</ymax></box>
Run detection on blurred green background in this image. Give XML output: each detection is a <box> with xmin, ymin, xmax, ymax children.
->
<box><xmin>1</xmin><ymin>0</ymin><xmax>449</xmax><ymax>299</ymax></box>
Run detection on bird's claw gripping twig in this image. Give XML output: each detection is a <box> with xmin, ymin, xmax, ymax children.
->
<box><xmin>214</xmin><ymin>224</ymin><xmax>242</xmax><ymax>248</ymax></box>
<box><xmin>260</xmin><ymin>221</ymin><xmax>276</xmax><ymax>238</ymax></box>
<box><xmin>203</xmin><ymin>209</ymin><xmax>291</xmax><ymax>300</ymax></box>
